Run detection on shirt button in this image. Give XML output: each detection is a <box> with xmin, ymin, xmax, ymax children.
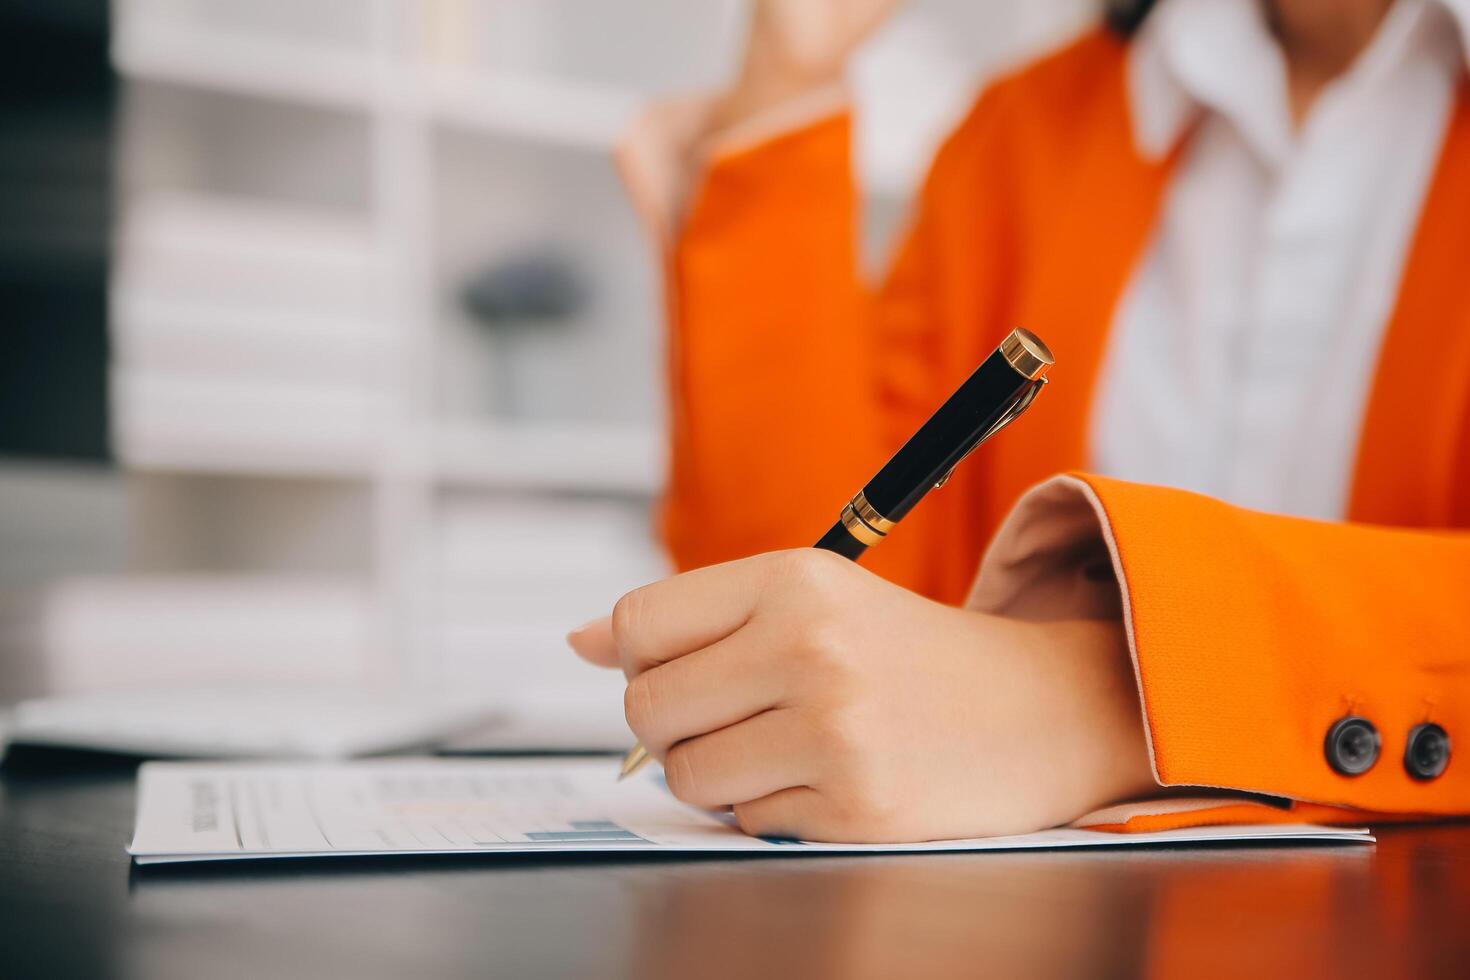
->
<box><xmin>1404</xmin><ymin>723</ymin><xmax>1451</xmax><ymax>781</ymax></box>
<box><xmin>1325</xmin><ymin>716</ymin><xmax>1380</xmax><ymax>776</ymax></box>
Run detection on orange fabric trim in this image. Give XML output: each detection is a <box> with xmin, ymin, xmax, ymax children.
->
<box><xmin>1086</xmin><ymin>802</ymin><xmax>1450</xmax><ymax>834</ymax></box>
<box><xmin>1349</xmin><ymin>77</ymin><xmax>1470</xmax><ymax>527</ymax></box>
<box><xmin>1084</xmin><ymin>803</ymin><xmax>1322</xmax><ymax>834</ymax></box>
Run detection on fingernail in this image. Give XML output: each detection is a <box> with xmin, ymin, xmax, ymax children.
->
<box><xmin>567</xmin><ymin>617</ymin><xmax>601</xmax><ymax>639</ymax></box>
<box><xmin>565</xmin><ymin>617</ymin><xmax>605</xmax><ymax>652</ymax></box>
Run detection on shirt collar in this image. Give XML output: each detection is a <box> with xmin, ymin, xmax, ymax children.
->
<box><xmin>1128</xmin><ymin>0</ymin><xmax>1470</xmax><ymax>165</ymax></box>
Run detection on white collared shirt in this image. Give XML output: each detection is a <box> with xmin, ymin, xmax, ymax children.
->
<box><xmin>1089</xmin><ymin>0</ymin><xmax>1469</xmax><ymax>519</ymax></box>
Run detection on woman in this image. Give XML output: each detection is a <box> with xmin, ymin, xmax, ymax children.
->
<box><xmin>567</xmin><ymin>0</ymin><xmax>1470</xmax><ymax>842</ymax></box>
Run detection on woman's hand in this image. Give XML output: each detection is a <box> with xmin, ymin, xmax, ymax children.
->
<box><xmin>617</xmin><ymin>0</ymin><xmax>904</xmax><ymax>231</ymax></box>
<box><xmin>567</xmin><ymin>549</ymin><xmax>1156</xmax><ymax>843</ymax></box>
<box><xmin>711</xmin><ymin>0</ymin><xmax>907</xmax><ymax>129</ymax></box>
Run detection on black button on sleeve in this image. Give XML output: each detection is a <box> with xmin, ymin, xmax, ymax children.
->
<box><xmin>1404</xmin><ymin>723</ymin><xmax>1451</xmax><ymax>781</ymax></box>
<box><xmin>1325</xmin><ymin>716</ymin><xmax>1380</xmax><ymax>776</ymax></box>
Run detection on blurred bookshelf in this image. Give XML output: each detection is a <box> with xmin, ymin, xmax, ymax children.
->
<box><xmin>101</xmin><ymin>0</ymin><xmax>696</xmax><ymax>704</ymax></box>
<box><xmin>4</xmin><ymin>0</ymin><xmax>1094</xmax><ymax>711</ymax></box>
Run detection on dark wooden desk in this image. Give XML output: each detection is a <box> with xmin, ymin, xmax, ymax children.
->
<box><xmin>2</xmin><ymin>748</ymin><xmax>1467</xmax><ymax>979</ymax></box>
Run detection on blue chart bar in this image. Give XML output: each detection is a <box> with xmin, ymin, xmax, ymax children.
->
<box><xmin>526</xmin><ymin>830</ymin><xmax>641</xmax><ymax>842</ymax></box>
<box><xmin>526</xmin><ymin>821</ymin><xmax>643</xmax><ymax>842</ymax></box>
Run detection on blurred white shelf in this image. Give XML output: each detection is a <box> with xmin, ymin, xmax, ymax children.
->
<box><xmin>434</xmin><ymin>420</ymin><xmax>662</xmax><ymax>495</ymax></box>
<box><xmin>112</xmin><ymin>397</ymin><xmax>664</xmax><ymax>492</ymax></box>
<box><xmin>111</xmin><ymin>290</ymin><xmax>392</xmax><ymax>388</ymax></box>
<box><xmin>10</xmin><ymin>575</ymin><xmax>371</xmax><ymax>695</ymax></box>
<box><xmin>113</xmin><ymin>15</ymin><xmax>643</xmax><ymax>152</ymax></box>
<box><xmin>110</xmin><ymin>191</ymin><xmax>393</xmax><ymax>479</ymax></box>
<box><xmin>8</xmin><ymin>685</ymin><xmax>500</xmax><ymax>759</ymax></box>
<box><xmin>112</xmin><ymin>370</ymin><xmax>383</xmax><ymax>478</ymax></box>
<box><xmin>112</xmin><ymin>17</ymin><xmax>377</xmax><ymax>111</ymax></box>
<box><xmin>437</xmin><ymin>493</ymin><xmax>666</xmax><ymax>581</ymax></box>
<box><xmin>116</xmin><ymin>193</ymin><xmax>383</xmax><ymax>315</ymax></box>
<box><xmin>424</xmin><ymin>68</ymin><xmax>639</xmax><ymax>151</ymax></box>
<box><xmin>120</xmin><ymin>192</ymin><xmax>378</xmax><ymax>272</ymax></box>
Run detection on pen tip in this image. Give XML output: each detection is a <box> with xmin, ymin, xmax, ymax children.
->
<box><xmin>618</xmin><ymin>744</ymin><xmax>650</xmax><ymax>781</ymax></box>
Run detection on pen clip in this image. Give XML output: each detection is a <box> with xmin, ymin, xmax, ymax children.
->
<box><xmin>933</xmin><ymin>377</ymin><xmax>1047</xmax><ymax>490</ymax></box>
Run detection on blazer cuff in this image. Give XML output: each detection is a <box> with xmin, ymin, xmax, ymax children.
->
<box><xmin>965</xmin><ymin>474</ymin><xmax>1452</xmax><ymax>832</ymax></box>
<box><xmin>615</xmin><ymin>83</ymin><xmax>849</xmax><ymax>245</ymax></box>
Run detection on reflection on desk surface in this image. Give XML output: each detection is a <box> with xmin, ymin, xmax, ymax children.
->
<box><xmin>1</xmin><ymin>750</ymin><xmax>1467</xmax><ymax>980</ymax></box>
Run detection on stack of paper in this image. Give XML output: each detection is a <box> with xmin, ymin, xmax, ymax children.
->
<box><xmin>111</xmin><ymin>192</ymin><xmax>389</xmax><ymax>475</ymax></box>
<box><xmin>128</xmin><ymin>758</ymin><xmax>1375</xmax><ymax>865</ymax></box>
<box><xmin>10</xmin><ymin>687</ymin><xmax>500</xmax><ymax>760</ymax></box>
<box><xmin>22</xmin><ymin>575</ymin><xmax>368</xmax><ymax>694</ymax></box>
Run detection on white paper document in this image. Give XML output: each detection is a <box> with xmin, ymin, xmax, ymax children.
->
<box><xmin>128</xmin><ymin>758</ymin><xmax>1374</xmax><ymax>865</ymax></box>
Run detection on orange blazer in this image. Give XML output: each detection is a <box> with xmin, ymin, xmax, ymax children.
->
<box><xmin>652</xmin><ymin>28</ymin><xmax>1469</xmax><ymax>827</ymax></box>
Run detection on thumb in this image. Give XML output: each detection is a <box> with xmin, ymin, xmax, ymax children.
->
<box><xmin>566</xmin><ymin>615</ymin><xmax>619</xmax><ymax>668</ymax></box>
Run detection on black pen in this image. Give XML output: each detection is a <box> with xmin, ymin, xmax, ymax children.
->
<box><xmin>619</xmin><ymin>328</ymin><xmax>1055</xmax><ymax>779</ymax></box>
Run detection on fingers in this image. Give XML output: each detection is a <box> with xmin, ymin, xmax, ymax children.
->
<box><xmin>566</xmin><ymin>616</ymin><xmax>618</xmax><ymax>667</ymax></box>
<box><xmin>623</xmin><ymin>617</ymin><xmax>787</xmax><ymax>757</ymax></box>
<box><xmin>661</xmin><ymin>709</ymin><xmax>813</xmax><ymax>809</ymax></box>
<box><xmin>611</xmin><ymin>553</ymin><xmax>780</xmax><ymax>678</ymax></box>
<box><xmin>731</xmin><ymin>786</ymin><xmax>828</xmax><ymax>841</ymax></box>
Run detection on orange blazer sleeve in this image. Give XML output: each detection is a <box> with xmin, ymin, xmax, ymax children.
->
<box><xmin>658</xmin><ymin>95</ymin><xmax>1020</xmax><ymax>599</ymax></box>
<box><xmin>975</xmin><ymin>474</ymin><xmax>1470</xmax><ymax>826</ymax></box>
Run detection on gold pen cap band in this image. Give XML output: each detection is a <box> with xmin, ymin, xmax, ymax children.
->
<box><xmin>840</xmin><ymin>503</ymin><xmax>885</xmax><ymax>547</ymax></box>
<box><xmin>852</xmin><ymin>492</ymin><xmax>895</xmax><ymax>534</ymax></box>
<box><xmin>839</xmin><ymin>492</ymin><xmax>895</xmax><ymax>546</ymax></box>
<box><xmin>1001</xmin><ymin>328</ymin><xmax>1054</xmax><ymax>381</ymax></box>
